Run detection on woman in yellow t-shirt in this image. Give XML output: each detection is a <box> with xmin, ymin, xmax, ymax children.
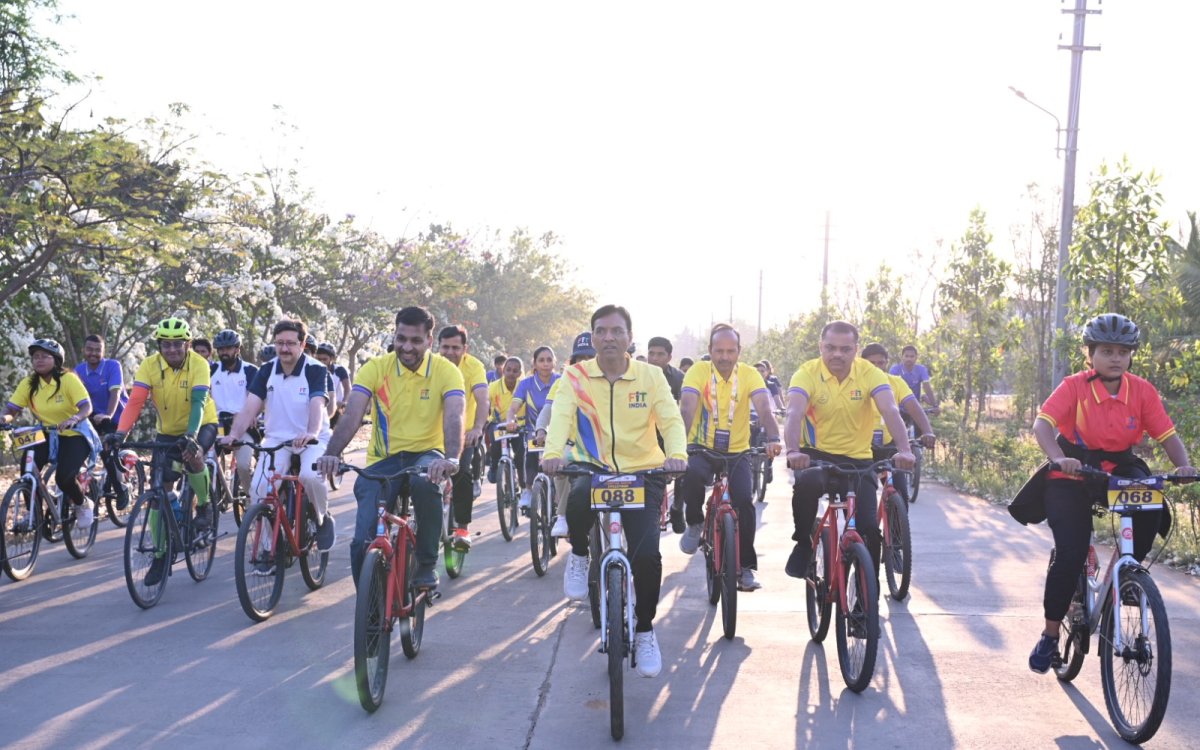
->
<box><xmin>2</xmin><ymin>340</ymin><xmax>97</xmax><ymax>529</ymax></box>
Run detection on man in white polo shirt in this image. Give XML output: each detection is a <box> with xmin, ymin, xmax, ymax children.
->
<box><xmin>210</xmin><ymin>329</ymin><xmax>259</xmax><ymax>495</ymax></box>
<box><xmin>222</xmin><ymin>319</ymin><xmax>335</xmax><ymax>554</ymax></box>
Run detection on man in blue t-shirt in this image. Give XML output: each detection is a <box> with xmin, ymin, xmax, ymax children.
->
<box><xmin>889</xmin><ymin>345</ymin><xmax>940</xmax><ymax>409</ymax></box>
<box><xmin>76</xmin><ymin>334</ymin><xmax>130</xmax><ymax>505</ymax></box>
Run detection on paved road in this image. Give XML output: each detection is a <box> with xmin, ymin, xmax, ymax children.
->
<box><xmin>2</xmin><ymin>454</ymin><xmax>1199</xmax><ymax>748</ymax></box>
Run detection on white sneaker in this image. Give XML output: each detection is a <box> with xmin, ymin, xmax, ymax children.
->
<box><xmin>551</xmin><ymin>515</ymin><xmax>569</xmax><ymax>537</ymax></box>
<box><xmin>563</xmin><ymin>552</ymin><xmax>589</xmax><ymax>599</ymax></box>
<box><xmin>634</xmin><ymin>630</ymin><xmax>662</xmax><ymax>678</ymax></box>
<box><xmin>519</xmin><ymin>488</ymin><xmax>532</xmax><ymax>509</ymax></box>
<box><xmin>679</xmin><ymin>524</ymin><xmax>702</xmax><ymax>555</ymax></box>
<box><xmin>75</xmin><ymin>500</ymin><xmax>95</xmax><ymax>529</ymax></box>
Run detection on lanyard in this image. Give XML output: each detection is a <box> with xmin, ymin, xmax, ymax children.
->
<box><xmin>708</xmin><ymin>365</ymin><xmax>739</xmax><ymax>430</ymax></box>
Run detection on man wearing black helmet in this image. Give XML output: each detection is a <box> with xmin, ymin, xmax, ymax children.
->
<box><xmin>1023</xmin><ymin>313</ymin><xmax>1196</xmax><ymax>674</ymax></box>
<box><xmin>210</xmin><ymin>329</ymin><xmax>258</xmax><ymax>495</ymax></box>
<box><xmin>304</xmin><ymin>334</ymin><xmax>338</xmax><ymax>420</ymax></box>
<box><xmin>315</xmin><ymin>342</ymin><xmax>351</xmax><ymax>427</ymax></box>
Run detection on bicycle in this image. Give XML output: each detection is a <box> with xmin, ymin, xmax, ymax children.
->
<box><xmin>493</xmin><ymin>426</ymin><xmax>521</xmax><ymax>541</ymax></box>
<box><xmin>121</xmin><ymin>438</ymin><xmax>223</xmax><ymax>608</ymax></box>
<box><xmin>906</xmin><ymin>405</ymin><xmax>937</xmax><ymax>504</ymax></box>
<box><xmin>527</xmin><ymin>439</ymin><xmax>559</xmax><ymax>576</ymax></box>
<box><xmin>557</xmin><ymin>464</ymin><xmax>679</xmax><ymax>741</ymax></box>
<box><xmin>749</xmin><ymin>418</ymin><xmax>772</xmax><ymax>504</ymax></box>
<box><xmin>804</xmin><ymin>459</ymin><xmax>894</xmax><ymax>693</ymax></box>
<box><xmin>96</xmin><ymin>441</ymin><xmax>145</xmax><ymax>528</ymax></box>
<box><xmin>0</xmin><ymin>425</ymin><xmax>101</xmax><ymax>581</ymax></box>
<box><xmin>876</xmin><ymin>462</ymin><xmax>913</xmax><ymax>601</ymax></box>
<box><xmin>232</xmin><ymin>441</ymin><xmax>328</xmax><ymax>622</ymax></box>
<box><xmin>689</xmin><ymin>445</ymin><xmax>763</xmax><ymax>640</ymax></box>
<box><xmin>338</xmin><ymin>462</ymin><xmax>442</xmax><ymax>713</ymax></box>
<box><xmin>1049</xmin><ymin>463</ymin><xmax>1194</xmax><ymax>744</ymax></box>
<box><xmin>209</xmin><ymin>441</ymin><xmax>247</xmax><ymax>526</ymax></box>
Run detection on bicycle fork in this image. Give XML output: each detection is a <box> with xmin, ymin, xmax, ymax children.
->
<box><xmin>597</xmin><ymin>512</ymin><xmax>635</xmax><ymax>659</ymax></box>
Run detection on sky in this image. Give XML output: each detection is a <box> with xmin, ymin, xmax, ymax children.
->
<box><xmin>44</xmin><ymin>1</ymin><xmax>1200</xmax><ymax>351</ymax></box>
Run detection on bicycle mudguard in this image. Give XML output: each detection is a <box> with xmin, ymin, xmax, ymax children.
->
<box><xmin>1009</xmin><ymin>462</ymin><xmax>1050</xmax><ymax>526</ymax></box>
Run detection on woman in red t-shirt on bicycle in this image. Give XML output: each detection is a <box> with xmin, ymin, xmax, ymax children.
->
<box><xmin>1027</xmin><ymin>313</ymin><xmax>1196</xmax><ymax>673</ymax></box>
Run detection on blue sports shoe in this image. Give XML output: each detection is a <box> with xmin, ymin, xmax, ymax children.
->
<box><xmin>1028</xmin><ymin>634</ymin><xmax>1059</xmax><ymax>674</ymax></box>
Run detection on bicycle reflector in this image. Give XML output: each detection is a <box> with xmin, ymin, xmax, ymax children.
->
<box><xmin>119</xmin><ymin>450</ymin><xmax>139</xmax><ymax>470</ymax></box>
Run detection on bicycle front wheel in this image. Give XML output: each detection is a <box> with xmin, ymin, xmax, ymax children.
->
<box><xmin>806</xmin><ymin>523</ymin><xmax>834</xmax><ymax>642</ymax></box>
<box><xmin>719</xmin><ymin>512</ymin><xmax>738</xmax><ymax>640</ymax></box>
<box><xmin>124</xmin><ymin>492</ymin><xmax>170</xmax><ymax>608</ymax></box>
<box><xmin>355</xmin><ymin>547</ymin><xmax>391</xmax><ymax>713</ymax></box>
<box><xmin>184</xmin><ymin>493</ymin><xmax>218</xmax><ymax>582</ymax></box>
<box><xmin>400</xmin><ymin>543</ymin><xmax>426</xmax><ymax>659</ymax></box>
<box><xmin>230</xmin><ymin>469</ymin><xmax>246</xmax><ymax>526</ymax></box>
<box><xmin>235</xmin><ymin>502</ymin><xmax>285</xmax><ymax>622</ymax></box>
<box><xmin>909</xmin><ymin>446</ymin><xmax>922</xmax><ymax>503</ymax></box>
<box><xmin>299</xmin><ymin>503</ymin><xmax>328</xmax><ymax>590</ymax></box>
<box><xmin>588</xmin><ymin>523</ymin><xmax>603</xmax><ymax>629</ymax></box>
<box><xmin>882</xmin><ymin>492</ymin><xmax>912</xmax><ymax>601</ymax></box>
<box><xmin>63</xmin><ymin>486</ymin><xmax>99</xmax><ymax>559</ymax></box>
<box><xmin>835</xmin><ymin>541</ymin><xmax>879</xmax><ymax>693</ymax></box>
<box><xmin>607</xmin><ymin>565</ymin><xmax>625</xmax><ymax>741</ymax></box>
<box><xmin>1</xmin><ymin>482</ymin><xmax>40</xmax><ymax>581</ymax></box>
<box><xmin>1100</xmin><ymin>568</ymin><xmax>1171</xmax><ymax>744</ymax></box>
<box><xmin>497</xmin><ymin>460</ymin><xmax>518</xmax><ymax>541</ymax></box>
<box><xmin>529</xmin><ymin>478</ymin><xmax>552</xmax><ymax>576</ymax></box>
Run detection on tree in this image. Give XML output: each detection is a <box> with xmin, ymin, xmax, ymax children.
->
<box><xmin>1008</xmin><ymin>183</ymin><xmax>1059</xmax><ymax>421</ymax></box>
<box><xmin>857</xmin><ymin>263</ymin><xmax>915</xmax><ymax>358</ymax></box>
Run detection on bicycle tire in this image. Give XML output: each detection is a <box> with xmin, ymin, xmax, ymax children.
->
<box><xmin>882</xmin><ymin>492</ymin><xmax>912</xmax><ymax>600</ymax></box>
<box><xmin>755</xmin><ymin>457</ymin><xmax>768</xmax><ymax>503</ymax></box>
<box><xmin>909</xmin><ymin>447</ymin><xmax>922</xmax><ymax>503</ymax></box>
<box><xmin>806</xmin><ymin>523</ymin><xmax>834</xmax><ymax>642</ymax></box>
<box><xmin>62</xmin><ymin>483</ymin><xmax>99</xmax><ymax>559</ymax></box>
<box><xmin>124</xmin><ymin>492</ymin><xmax>170</xmax><ymax>608</ymax></box>
<box><xmin>400</xmin><ymin>542</ymin><xmax>426</xmax><ymax>658</ymax></box>
<box><xmin>704</xmin><ymin>509</ymin><xmax>721</xmax><ymax>606</ymax></box>
<box><xmin>106</xmin><ymin>461</ymin><xmax>143</xmax><ymax>528</ymax></box>
<box><xmin>299</xmin><ymin>502</ymin><xmax>328</xmax><ymax>590</ymax></box>
<box><xmin>231</xmin><ymin>468</ymin><xmax>246</xmax><ymax>527</ymax></box>
<box><xmin>234</xmin><ymin>502</ymin><xmax>285</xmax><ymax>622</ymax></box>
<box><xmin>354</xmin><ymin>547</ymin><xmax>391</xmax><ymax>712</ymax></box>
<box><xmin>1100</xmin><ymin>568</ymin><xmax>1171</xmax><ymax>744</ymax></box>
<box><xmin>835</xmin><ymin>541</ymin><xmax>879</xmax><ymax>693</ymax></box>
<box><xmin>1</xmin><ymin>482</ymin><xmax>40</xmax><ymax>581</ymax></box>
<box><xmin>497</xmin><ymin>460</ymin><xmax>517</xmax><ymax>542</ymax></box>
<box><xmin>588</xmin><ymin>524</ymin><xmax>603</xmax><ymax>629</ymax></box>
<box><xmin>1054</xmin><ymin>573</ymin><xmax>1088</xmax><ymax>682</ymax></box>
<box><xmin>719</xmin><ymin>512</ymin><xmax>738</xmax><ymax>640</ymax></box>
<box><xmin>41</xmin><ymin>493</ymin><xmax>63</xmax><ymax>543</ymax></box>
<box><xmin>529</xmin><ymin>477</ymin><xmax>552</xmax><ymax>576</ymax></box>
<box><xmin>183</xmin><ymin>493</ymin><xmax>218</xmax><ymax>582</ymax></box>
<box><xmin>607</xmin><ymin>565</ymin><xmax>625</xmax><ymax>741</ymax></box>
<box><xmin>441</xmin><ymin>498</ymin><xmax>465</xmax><ymax>579</ymax></box>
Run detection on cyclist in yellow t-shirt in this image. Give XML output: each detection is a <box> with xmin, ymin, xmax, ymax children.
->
<box><xmin>437</xmin><ymin>324</ymin><xmax>490</xmax><ymax>551</ymax></box>
<box><xmin>486</xmin><ymin>357</ymin><xmax>527</xmax><ymax>489</ymax></box>
<box><xmin>861</xmin><ymin>343</ymin><xmax>936</xmax><ymax>503</ymax></box>
<box><xmin>782</xmin><ymin>321</ymin><xmax>914</xmax><ymax>581</ymax></box>
<box><xmin>317</xmin><ymin>306</ymin><xmax>465</xmax><ymax>590</ymax></box>
<box><xmin>533</xmin><ymin>332</ymin><xmax>596</xmax><ymax>538</ymax></box>
<box><xmin>2</xmin><ymin>339</ymin><xmax>98</xmax><ymax>529</ymax></box>
<box><xmin>111</xmin><ymin>318</ymin><xmax>219</xmax><ymax>586</ymax></box>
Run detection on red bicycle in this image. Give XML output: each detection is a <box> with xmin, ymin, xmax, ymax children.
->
<box><xmin>232</xmin><ymin>441</ymin><xmax>328</xmax><ymax>622</ymax></box>
<box><xmin>339</xmin><ymin>461</ymin><xmax>442</xmax><ymax>713</ymax></box>
<box><xmin>805</xmin><ymin>459</ymin><xmax>895</xmax><ymax>693</ymax></box>
<box><xmin>689</xmin><ymin>445</ymin><xmax>763</xmax><ymax>640</ymax></box>
<box><xmin>876</xmin><ymin>463</ymin><xmax>913</xmax><ymax>600</ymax></box>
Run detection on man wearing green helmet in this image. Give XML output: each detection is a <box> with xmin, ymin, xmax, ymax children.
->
<box><xmin>112</xmin><ymin>317</ymin><xmax>219</xmax><ymax>587</ymax></box>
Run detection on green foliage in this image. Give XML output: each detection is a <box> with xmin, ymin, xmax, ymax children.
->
<box><xmin>858</xmin><ymin>264</ymin><xmax>915</xmax><ymax>357</ymax></box>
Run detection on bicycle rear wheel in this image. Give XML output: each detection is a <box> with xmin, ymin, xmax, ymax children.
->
<box><xmin>1100</xmin><ymin>568</ymin><xmax>1171</xmax><ymax>744</ymax></box>
<box><xmin>1</xmin><ymin>482</ymin><xmax>40</xmax><ymax>581</ymax></box>
<box><xmin>355</xmin><ymin>547</ymin><xmax>391</xmax><ymax>713</ymax></box>
<box><xmin>124</xmin><ymin>492</ymin><xmax>171</xmax><ymax>608</ymax></box>
<box><xmin>497</xmin><ymin>460</ymin><xmax>518</xmax><ymax>541</ymax></box>
<box><xmin>835</xmin><ymin>541</ymin><xmax>879</xmax><ymax>693</ymax></box>
<box><xmin>588</xmin><ymin>523</ymin><xmax>603</xmax><ymax>629</ymax></box>
<box><xmin>400</xmin><ymin>543</ymin><xmax>426</xmax><ymax>658</ymax></box>
<box><xmin>882</xmin><ymin>492</ymin><xmax>912</xmax><ymax>600</ymax></box>
<box><xmin>299</xmin><ymin>503</ymin><xmax>328</xmax><ymax>590</ymax></box>
<box><xmin>231</xmin><ymin>469</ymin><xmax>246</xmax><ymax>526</ymax></box>
<box><xmin>235</xmin><ymin>502</ymin><xmax>285</xmax><ymax>622</ymax></box>
<box><xmin>529</xmin><ymin>477</ymin><xmax>552</xmax><ymax>576</ymax></box>
<box><xmin>719</xmin><ymin>512</ymin><xmax>738</xmax><ymax>640</ymax></box>
<box><xmin>607</xmin><ymin>565</ymin><xmax>625</xmax><ymax>741</ymax></box>
<box><xmin>63</xmin><ymin>484</ymin><xmax>99</xmax><ymax>559</ymax></box>
<box><xmin>806</xmin><ymin>523</ymin><xmax>834</xmax><ymax>642</ymax></box>
<box><xmin>184</xmin><ymin>492</ymin><xmax>218</xmax><ymax>582</ymax></box>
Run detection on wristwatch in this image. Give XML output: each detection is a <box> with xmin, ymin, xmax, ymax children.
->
<box><xmin>445</xmin><ymin>457</ymin><xmax>460</xmax><ymax>467</ymax></box>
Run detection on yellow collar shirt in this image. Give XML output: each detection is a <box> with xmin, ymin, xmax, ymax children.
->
<box><xmin>681</xmin><ymin>361</ymin><xmax>767</xmax><ymax>454</ymax></box>
<box><xmin>352</xmin><ymin>351</ymin><xmax>465</xmax><ymax>465</ymax></box>
<box><xmin>788</xmin><ymin>357</ymin><xmax>891</xmax><ymax>460</ymax></box>
<box><xmin>544</xmin><ymin>357</ymin><xmax>686</xmax><ymax>472</ymax></box>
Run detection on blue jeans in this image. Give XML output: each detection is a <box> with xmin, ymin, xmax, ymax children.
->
<box><xmin>350</xmin><ymin>450</ymin><xmax>443</xmax><ymax>587</ymax></box>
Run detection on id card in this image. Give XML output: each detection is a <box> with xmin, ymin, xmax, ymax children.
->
<box><xmin>713</xmin><ymin>429</ymin><xmax>731</xmax><ymax>453</ymax></box>
<box><xmin>590</xmin><ymin>474</ymin><xmax>646</xmax><ymax>510</ymax></box>
<box><xmin>1107</xmin><ymin>476</ymin><xmax>1165</xmax><ymax>512</ymax></box>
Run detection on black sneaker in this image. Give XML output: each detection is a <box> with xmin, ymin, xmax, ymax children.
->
<box><xmin>144</xmin><ymin>556</ymin><xmax>167</xmax><ymax>587</ymax></box>
<box><xmin>785</xmin><ymin>542</ymin><xmax>808</xmax><ymax>579</ymax></box>
<box><xmin>487</xmin><ymin>466</ymin><xmax>497</xmax><ymax>484</ymax></box>
<box><xmin>847</xmin><ymin>602</ymin><xmax>868</xmax><ymax>639</ymax></box>
<box><xmin>1028</xmin><ymin>634</ymin><xmax>1060</xmax><ymax>674</ymax></box>
<box><xmin>192</xmin><ymin>505</ymin><xmax>211</xmax><ymax>532</ymax></box>
<box><xmin>316</xmin><ymin>515</ymin><xmax>336</xmax><ymax>552</ymax></box>
<box><xmin>252</xmin><ymin>555</ymin><xmax>275</xmax><ymax>576</ymax></box>
<box><xmin>413</xmin><ymin>563</ymin><xmax>439</xmax><ymax>590</ymax></box>
<box><xmin>669</xmin><ymin>507</ymin><xmax>685</xmax><ymax>534</ymax></box>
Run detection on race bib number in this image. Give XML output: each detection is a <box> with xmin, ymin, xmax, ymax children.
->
<box><xmin>493</xmin><ymin>427</ymin><xmax>514</xmax><ymax>441</ymax></box>
<box><xmin>527</xmin><ymin>440</ymin><xmax>544</xmax><ymax>453</ymax></box>
<box><xmin>11</xmin><ymin>429</ymin><xmax>46</xmax><ymax>450</ymax></box>
<box><xmin>590</xmin><ymin>474</ymin><xmax>645</xmax><ymax>510</ymax></box>
<box><xmin>1107</xmin><ymin>476</ymin><xmax>1165</xmax><ymax>512</ymax></box>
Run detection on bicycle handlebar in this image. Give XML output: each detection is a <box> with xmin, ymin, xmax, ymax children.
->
<box><xmin>809</xmin><ymin>458</ymin><xmax>911</xmax><ymax>477</ymax></box>
<box><xmin>327</xmin><ymin>463</ymin><xmax>430</xmax><ymax>483</ymax></box>
<box><xmin>1048</xmin><ymin>462</ymin><xmax>1200</xmax><ymax>484</ymax></box>
<box><xmin>231</xmin><ymin>439</ymin><xmax>319</xmax><ymax>453</ymax></box>
<box><xmin>553</xmin><ymin>465</ymin><xmax>684</xmax><ymax>479</ymax></box>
